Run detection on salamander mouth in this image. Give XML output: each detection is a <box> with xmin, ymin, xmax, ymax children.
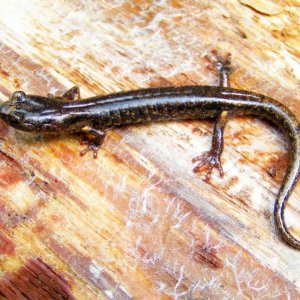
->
<box><xmin>0</xmin><ymin>102</ymin><xmax>24</xmax><ymax>130</ymax></box>
<box><xmin>0</xmin><ymin>103</ymin><xmax>6</xmax><ymax>116</ymax></box>
<box><xmin>0</xmin><ymin>101</ymin><xmax>15</xmax><ymax>118</ymax></box>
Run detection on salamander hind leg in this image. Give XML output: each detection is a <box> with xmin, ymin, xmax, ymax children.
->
<box><xmin>79</xmin><ymin>126</ymin><xmax>106</xmax><ymax>159</ymax></box>
<box><xmin>192</xmin><ymin>111</ymin><xmax>229</xmax><ymax>182</ymax></box>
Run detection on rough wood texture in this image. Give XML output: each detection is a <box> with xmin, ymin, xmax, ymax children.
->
<box><xmin>0</xmin><ymin>0</ymin><xmax>299</xmax><ymax>299</ymax></box>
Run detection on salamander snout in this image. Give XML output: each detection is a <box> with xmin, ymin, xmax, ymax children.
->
<box><xmin>0</xmin><ymin>100</ymin><xmax>13</xmax><ymax>117</ymax></box>
<box><xmin>0</xmin><ymin>91</ymin><xmax>29</xmax><ymax>130</ymax></box>
<box><xmin>0</xmin><ymin>91</ymin><xmax>27</xmax><ymax>115</ymax></box>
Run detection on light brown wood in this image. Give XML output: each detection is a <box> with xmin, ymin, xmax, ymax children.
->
<box><xmin>0</xmin><ymin>0</ymin><xmax>299</xmax><ymax>299</ymax></box>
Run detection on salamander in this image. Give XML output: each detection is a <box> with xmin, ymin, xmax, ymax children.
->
<box><xmin>0</xmin><ymin>52</ymin><xmax>299</xmax><ymax>249</ymax></box>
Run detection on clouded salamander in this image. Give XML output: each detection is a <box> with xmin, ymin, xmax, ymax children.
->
<box><xmin>0</xmin><ymin>52</ymin><xmax>299</xmax><ymax>249</ymax></box>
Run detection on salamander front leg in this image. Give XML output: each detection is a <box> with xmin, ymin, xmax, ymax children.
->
<box><xmin>192</xmin><ymin>111</ymin><xmax>229</xmax><ymax>182</ymax></box>
<box><xmin>62</xmin><ymin>86</ymin><xmax>80</xmax><ymax>101</ymax></box>
<box><xmin>48</xmin><ymin>86</ymin><xmax>80</xmax><ymax>101</ymax></box>
<box><xmin>79</xmin><ymin>126</ymin><xmax>106</xmax><ymax>159</ymax></box>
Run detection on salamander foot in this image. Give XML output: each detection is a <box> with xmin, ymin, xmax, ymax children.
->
<box><xmin>79</xmin><ymin>137</ymin><xmax>101</xmax><ymax>159</ymax></box>
<box><xmin>205</xmin><ymin>50</ymin><xmax>231</xmax><ymax>73</ymax></box>
<box><xmin>192</xmin><ymin>151</ymin><xmax>224</xmax><ymax>182</ymax></box>
<box><xmin>79</xmin><ymin>127</ymin><xmax>106</xmax><ymax>159</ymax></box>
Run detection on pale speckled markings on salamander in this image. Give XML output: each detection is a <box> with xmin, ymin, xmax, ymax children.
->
<box><xmin>0</xmin><ymin>51</ymin><xmax>299</xmax><ymax>249</ymax></box>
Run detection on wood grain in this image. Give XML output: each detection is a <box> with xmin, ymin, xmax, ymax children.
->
<box><xmin>0</xmin><ymin>0</ymin><xmax>299</xmax><ymax>299</ymax></box>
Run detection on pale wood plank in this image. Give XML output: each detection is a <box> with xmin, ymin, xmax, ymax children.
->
<box><xmin>0</xmin><ymin>0</ymin><xmax>299</xmax><ymax>299</ymax></box>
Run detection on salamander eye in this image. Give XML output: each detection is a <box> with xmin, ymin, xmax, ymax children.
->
<box><xmin>12</xmin><ymin>91</ymin><xmax>26</xmax><ymax>102</ymax></box>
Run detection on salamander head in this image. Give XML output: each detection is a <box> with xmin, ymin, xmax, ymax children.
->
<box><xmin>0</xmin><ymin>91</ymin><xmax>41</xmax><ymax>131</ymax></box>
<box><xmin>0</xmin><ymin>91</ymin><xmax>73</xmax><ymax>133</ymax></box>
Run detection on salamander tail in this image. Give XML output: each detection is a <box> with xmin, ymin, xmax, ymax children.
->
<box><xmin>274</xmin><ymin>131</ymin><xmax>300</xmax><ymax>249</ymax></box>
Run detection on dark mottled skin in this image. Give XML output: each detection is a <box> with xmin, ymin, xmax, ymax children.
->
<box><xmin>0</xmin><ymin>55</ymin><xmax>299</xmax><ymax>250</ymax></box>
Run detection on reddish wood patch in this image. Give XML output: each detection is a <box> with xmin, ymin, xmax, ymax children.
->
<box><xmin>193</xmin><ymin>243</ymin><xmax>224</xmax><ymax>269</ymax></box>
<box><xmin>0</xmin><ymin>257</ymin><xmax>75</xmax><ymax>300</ymax></box>
<box><xmin>0</xmin><ymin>152</ymin><xmax>24</xmax><ymax>188</ymax></box>
<box><xmin>0</xmin><ymin>230</ymin><xmax>14</xmax><ymax>255</ymax></box>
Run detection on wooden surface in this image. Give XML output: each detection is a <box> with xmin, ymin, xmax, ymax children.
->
<box><xmin>0</xmin><ymin>0</ymin><xmax>299</xmax><ymax>299</ymax></box>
